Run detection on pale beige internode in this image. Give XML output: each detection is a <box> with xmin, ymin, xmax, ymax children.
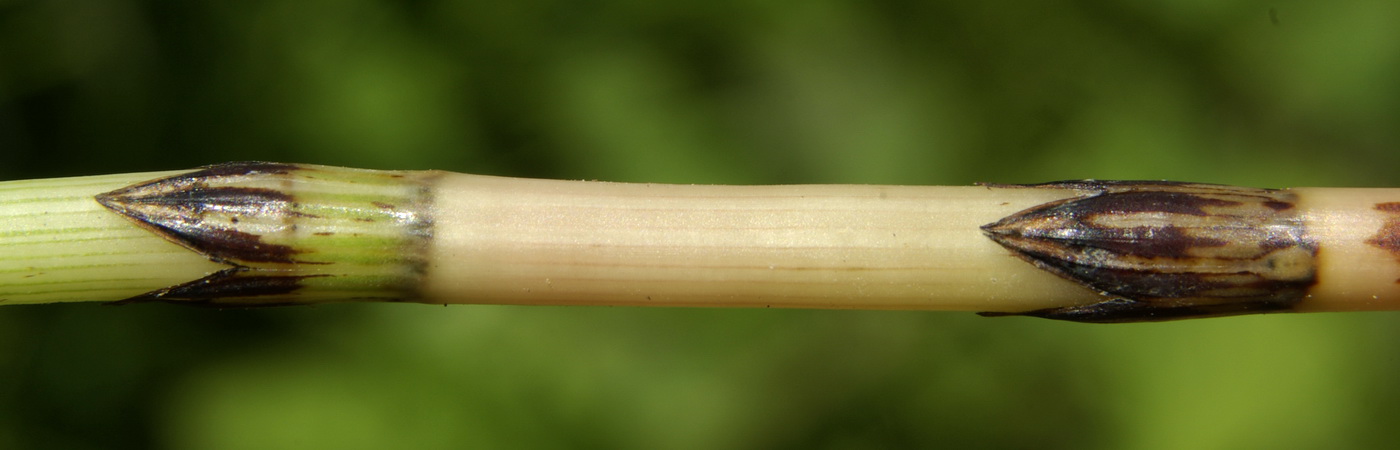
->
<box><xmin>2</xmin><ymin>163</ymin><xmax>1399</xmax><ymax>322</ymax></box>
<box><xmin>424</xmin><ymin>174</ymin><xmax>1092</xmax><ymax>312</ymax></box>
<box><xmin>1293</xmin><ymin>188</ymin><xmax>1400</xmax><ymax>312</ymax></box>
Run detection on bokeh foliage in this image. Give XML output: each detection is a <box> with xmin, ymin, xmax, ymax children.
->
<box><xmin>3</xmin><ymin>0</ymin><xmax>1400</xmax><ymax>448</ymax></box>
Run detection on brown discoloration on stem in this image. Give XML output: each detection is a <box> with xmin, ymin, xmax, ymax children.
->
<box><xmin>111</xmin><ymin>268</ymin><xmax>324</xmax><ymax>306</ymax></box>
<box><xmin>96</xmin><ymin>162</ymin><xmax>310</xmax><ymax>266</ymax></box>
<box><xmin>96</xmin><ymin>162</ymin><xmax>434</xmax><ymax>305</ymax></box>
<box><xmin>982</xmin><ymin>181</ymin><xmax>1317</xmax><ymax>323</ymax></box>
<box><xmin>1365</xmin><ymin>202</ymin><xmax>1400</xmax><ymax>282</ymax></box>
<box><xmin>98</xmin><ymin>187</ymin><xmax>307</xmax><ymax>264</ymax></box>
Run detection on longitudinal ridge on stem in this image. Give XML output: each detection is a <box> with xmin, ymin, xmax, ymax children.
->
<box><xmin>95</xmin><ymin>162</ymin><xmax>439</xmax><ymax>306</ymax></box>
<box><xmin>6</xmin><ymin>162</ymin><xmax>1400</xmax><ymax>323</ymax></box>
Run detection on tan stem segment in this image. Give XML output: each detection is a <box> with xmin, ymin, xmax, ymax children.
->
<box><xmin>1294</xmin><ymin>188</ymin><xmax>1400</xmax><ymax>312</ymax></box>
<box><xmin>424</xmin><ymin>174</ymin><xmax>1102</xmax><ymax>312</ymax></box>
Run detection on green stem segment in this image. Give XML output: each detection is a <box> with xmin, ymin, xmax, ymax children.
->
<box><xmin>95</xmin><ymin>162</ymin><xmax>438</xmax><ymax>305</ymax></box>
<box><xmin>0</xmin><ymin>169</ymin><xmax>222</xmax><ymax>304</ymax></box>
<box><xmin>0</xmin><ymin>163</ymin><xmax>437</xmax><ymax>306</ymax></box>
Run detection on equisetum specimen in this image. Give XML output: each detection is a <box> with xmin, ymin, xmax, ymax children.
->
<box><xmin>2</xmin><ymin>162</ymin><xmax>1399</xmax><ymax>323</ymax></box>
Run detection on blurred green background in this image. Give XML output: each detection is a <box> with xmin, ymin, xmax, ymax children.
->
<box><xmin>4</xmin><ymin>0</ymin><xmax>1400</xmax><ymax>448</ymax></box>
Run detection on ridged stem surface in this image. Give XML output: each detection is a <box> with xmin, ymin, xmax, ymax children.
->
<box><xmin>0</xmin><ymin>171</ymin><xmax>223</xmax><ymax>304</ymax></box>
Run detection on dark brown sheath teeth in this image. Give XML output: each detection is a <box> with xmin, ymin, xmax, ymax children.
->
<box><xmin>981</xmin><ymin>181</ymin><xmax>1317</xmax><ymax>323</ymax></box>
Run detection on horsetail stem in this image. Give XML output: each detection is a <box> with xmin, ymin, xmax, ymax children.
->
<box><xmin>3</xmin><ymin>162</ymin><xmax>1400</xmax><ymax>323</ymax></box>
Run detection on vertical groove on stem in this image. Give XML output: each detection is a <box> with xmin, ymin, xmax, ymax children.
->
<box><xmin>0</xmin><ymin>171</ymin><xmax>225</xmax><ymax>304</ymax></box>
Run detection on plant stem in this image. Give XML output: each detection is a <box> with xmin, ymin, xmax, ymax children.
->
<box><xmin>4</xmin><ymin>162</ymin><xmax>1400</xmax><ymax>322</ymax></box>
<box><xmin>424</xmin><ymin>172</ymin><xmax>1090</xmax><ymax>312</ymax></box>
<box><xmin>0</xmin><ymin>170</ymin><xmax>224</xmax><ymax>304</ymax></box>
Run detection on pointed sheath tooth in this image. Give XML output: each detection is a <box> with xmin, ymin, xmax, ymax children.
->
<box><xmin>96</xmin><ymin>162</ymin><xmax>439</xmax><ymax>306</ymax></box>
<box><xmin>976</xmin><ymin>297</ymin><xmax>1296</xmax><ymax>324</ymax></box>
<box><xmin>95</xmin><ymin>162</ymin><xmax>305</xmax><ymax>265</ymax></box>
<box><xmin>980</xmin><ymin>181</ymin><xmax>1319</xmax><ymax>323</ymax></box>
<box><xmin>111</xmin><ymin>268</ymin><xmax>323</xmax><ymax>307</ymax></box>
